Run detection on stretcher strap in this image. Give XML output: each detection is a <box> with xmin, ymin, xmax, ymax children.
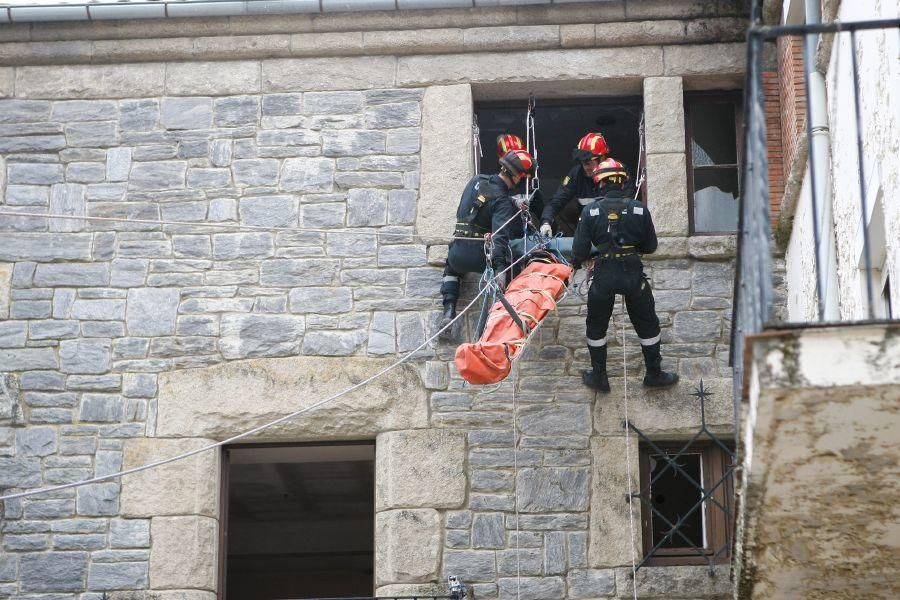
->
<box><xmin>497</xmin><ymin>292</ymin><xmax>531</xmax><ymax>336</ymax></box>
<box><xmin>524</xmin><ymin>271</ymin><xmax>568</xmax><ymax>287</ymax></box>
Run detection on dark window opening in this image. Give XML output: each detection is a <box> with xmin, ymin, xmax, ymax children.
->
<box><xmin>882</xmin><ymin>275</ymin><xmax>893</xmax><ymax>320</ymax></box>
<box><xmin>221</xmin><ymin>442</ymin><xmax>375</xmax><ymax>600</ymax></box>
<box><xmin>475</xmin><ymin>98</ymin><xmax>643</xmax><ymax>235</ymax></box>
<box><xmin>685</xmin><ymin>93</ymin><xmax>743</xmax><ymax>234</ymax></box>
<box><xmin>638</xmin><ymin>441</ymin><xmax>734</xmax><ymax>566</ymax></box>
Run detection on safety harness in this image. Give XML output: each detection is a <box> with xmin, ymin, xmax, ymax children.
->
<box><xmin>454</xmin><ymin>174</ymin><xmax>497</xmax><ymax>239</ymax></box>
<box><xmin>594</xmin><ymin>196</ymin><xmax>637</xmax><ymax>259</ymax></box>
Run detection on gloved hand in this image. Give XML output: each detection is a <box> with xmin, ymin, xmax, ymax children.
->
<box><xmin>539</xmin><ymin>222</ymin><xmax>553</xmax><ymax>238</ymax></box>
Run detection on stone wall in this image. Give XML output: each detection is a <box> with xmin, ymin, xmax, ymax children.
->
<box><xmin>0</xmin><ymin>3</ymin><xmax>744</xmax><ymax>599</ymax></box>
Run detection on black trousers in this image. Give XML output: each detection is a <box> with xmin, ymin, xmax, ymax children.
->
<box><xmin>441</xmin><ymin>240</ymin><xmax>487</xmax><ymax>305</ymax></box>
<box><xmin>585</xmin><ymin>255</ymin><xmax>662</xmax><ymax>369</ymax></box>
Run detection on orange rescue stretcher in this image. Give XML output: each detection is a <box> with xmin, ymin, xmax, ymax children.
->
<box><xmin>454</xmin><ymin>255</ymin><xmax>573</xmax><ymax>385</ymax></box>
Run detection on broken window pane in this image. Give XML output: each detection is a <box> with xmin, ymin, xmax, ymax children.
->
<box><xmin>690</xmin><ymin>102</ymin><xmax>738</xmax><ymax>167</ymax></box>
<box><xmin>693</xmin><ymin>168</ymin><xmax>740</xmax><ymax>233</ymax></box>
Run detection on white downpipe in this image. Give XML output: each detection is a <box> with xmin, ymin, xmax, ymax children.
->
<box><xmin>804</xmin><ymin>0</ymin><xmax>841</xmax><ymax>320</ymax></box>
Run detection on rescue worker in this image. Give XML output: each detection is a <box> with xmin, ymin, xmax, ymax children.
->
<box><xmin>571</xmin><ymin>158</ymin><xmax>678</xmax><ymax>391</ymax></box>
<box><xmin>496</xmin><ymin>134</ymin><xmax>544</xmax><ymax>223</ymax></box>
<box><xmin>439</xmin><ymin>149</ymin><xmax>535</xmax><ymax>331</ymax></box>
<box><xmin>539</xmin><ymin>132</ymin><xmax>609</xmax><ymax>237</ymax></box>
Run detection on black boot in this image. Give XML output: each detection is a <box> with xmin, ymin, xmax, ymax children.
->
<box><xmin>641</xmin><ymin>342</ymin><xmax>679</xmax><ymax>388</ymax></box>
<box><xmin>438</xmin><ymin>301</ymin><xmax>456</xmax><ymax>337</ymax></box>
<box><xmin>582</xmin><ymin>344</ymin><xmax>610</xmax><ymax>393</ymax></box>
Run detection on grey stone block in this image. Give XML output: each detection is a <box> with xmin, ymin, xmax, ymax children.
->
<box><xmin>119</xmin><ymin>98</ymin><xmax>159</xmax><ymax>131</ymax></box>
<box><xmin>544</xmin><ymin>531</ymin><xmax>567</xmax><ymax>575</ymax></box>
<box><xmin>288</xmin><ymin>286</ymin><xmax>352</xmax><ymax>314</ymax></box>
<box><xmin>497</xmin><ymin>547</ymin><xmax>543</xmax><ymax>577</ymax></box>
<box><xmin>325</xmin><ymin>231</ymin><xmax>376</xmax><ymax>257</ymax></box>
<box><xmin>7</xmin><ymin>162</ymin><xmax>64</xmax><ymax>185</ymax></box>
<box><xmin>47</xmin><ymin>183</ymin><xmax>87</xmax><ymax>233</ymax></box>
<box><xmin>232</xmin><ymin>158</ymin><xmax>279</xmax><ymax>186</ymax></box>
<box><xmin>0</xmin><ymin>321</ymin><xmax>26</xmax><ymax>347</ymax></box>
<box><xmin>106</xmin><ymin>147</ymin><xmax>132</xmax><ymax>182</ymax></box>
<box><xmin>472</xmin><ymin>512</ymin><xmax>505</xmax><ymax>548</ymax></box>
<box><xmin>52</xmin><ymin>288</ymin><xmax>76</xmax><ymax>318</ymax></box>
<box><xmin>386</xmin><ymin>127</ymin><xmax>420</xmax><ymax>154</ymax></box>
<box><xmin>301</xmin><ymin>202</ymin><xmax>345</xmax><ymax>228</ymax></box>
<box><xmin>518</xmin><ymin>404</ymin><xmax>592</xmax><ymax>436</ymax></box>
<box><xmin>304</xmin><ymin>91</ymin><xmax>364</xmax><ymax>114</ymax></box>
<box><xmin>300</xmin><ymin>329</ymin><xmax>366</xmax><ymax>356</ymax></box>
<box><xmin>10</xmin><ymin>300</ymin><xmax>51</xmax><ymax>318</ymax></box>
<box><xmin>66</xmin><ymin>162</ymin><xmax>106</xmax><ymax>184</ymax></box>
<box><xmin>110</xmin><ymin>259</ymin><xmax>148</xmax><ymax>288</ymax></box>
<box><xmin>471</xmin><ymin>469</ymin><xmax>513</xmax><ymax>493</ymax></box>
<box><xmin>52</xmin><ymin>100</ymin><xmax>116</xmax><ymax>122</ymax></box>
<box><xmin>258</xmin><ymin>129</ymin><xmax>319</xmax><ymax>146</ymax></box>
<box><xmin>172</xmin><ymin>235</ymin><xmax>211</xmax><ymax>258</ymax></box>
<box><xmin>176</xmin><ymin>315</ymin><xmax>218</xmax><ymax>337</ymax></box>
<box><xmin>87</xmin><ymin>562</ymin><xmax>148</xmax><ymax>591</ymax></box>
<box><xmin>208</xmin><ymin>198</ymin><xmax>237</xmax><ymax>221</ymax></box>
<box><xmin>378</xmin><ymin>245</ymin><xmax>426</xmax><ymax>267</ymax></box>
<box><xmin>59</xmin><ymin>339</ymin><xmax>111</xmax><ymax>374</ymax></box>
<box><xmin>23</xmin><ymin>391</ymin><xmax>77</xmax><ymax>408</ymax></box>
<box><xmin>498</xmin><ymin>576</ymin><xmax>565</xmax><ymax>600</ymax></box>
<box><xmin>126</xmin><ymin>288</ymin><xmax>180</xmax><ymax>337</ymax></box>
<box><xmin>128</xmin><ymin>161</ymin><xmax>186</xmax><ymax>191</ymax></box>
<box><xmin>0</xmin><ymin>555</ymin><xmax>16</xmax><ymax>581</ymax></box>
<box><xmin>0</xmin><ymin>134</ymin><xmax>66</xmax><ymax>153</ymax></box>
<box><xmin>388</xmin><ymin>189</ymin><xmax>417</xmax><ymax>225</ymax></box>
<box><xmin>239</xmin><ymin>195</ymin><xmax>299</xmax><ymax>227</ymax></box>
<box><xmin>109</xmin><ymin>519</ymin><xmax>150</xmax><ymax>548</ymax></box>
<box><xmin>3</xmin><ymin>534</ymin><xmax>49</xmax><ymax>551</ymax></box>
<box><xmin>79</xmin><ymin>394</ymin><xmax>124</xmax><ymax>422</ymax></box>
<box><xmin>365</xmin><ymin>102</ymin><xmax>421</xmax><ymax>129</ymax></box>
<box><xmin>122</xmin><ymin>373</ymin><xmax>157</xmax><ymax>399</ymax></box>
<box><xmin>95</xmin><ymin>449</ymin><xmax>123</xmax><ymax>477</ymax></box>
<box><xmin>6</xmin><ymin>184</ymin><xmax>49</xmax><ymax>206</ymax></box>
<box><xmin>16</xmin><ymin>426</ymin><xmax>57</xmax><ymax>457</ymax></box>
<box><xmin>322</xmin><ymin>130</ymin><xmax>386</xmax><ymax>157</ymax></box>
<box><xmin>446</xmin><ymin>529</ymin><xmax>470</xmax><ymax>549</ymax></box>
<box><xmin>70</xmin><ymin>298</ymin><xmax>126</xmax><ymax>321</ymax></box>
<box><xmin>367</xmin><ymin>310</ymin><xmax>395</xmax><ymax>355</ymax></box>
<box><xmin>76</xmin><ymin>482</ymin><xmax>119</xmax><ymax>516</ymax></box>
<box><xmin>59</xmin><ymin>436</ymin><xmax>97</xmax><ymax>455</ymax></box>
<box><xmin>673</xmin><ymin>310</ymin><xmax>722</xmax><ymax>342</ymax></box>
<box><xmin>34</xmin><ymin>263</ymin><xmax>108</xmax><ymax>287</ymax></box>
<box><xmin>259</xmin><ymin>258</ymin><xmax>339</xmax><ymax>286</ymax></box>
<box><xmin>280</xmin><ymin>157</ymin><xmax>335</xmax><ymax>193</ymax></box>
<box><xmin>568</xmin><ymin>569</ymin><xmax>615</xmax><ymax>598</ymax></box>
<box><xmin>210</xmin><ymin>139</ymin><xmax>233</xmax><ymax>167</ymax></box>
<box><xmin>692</xmin><ymin>261</ymin><xmax>734</xmax><ymax>297</ymax></box>
<box><xmin>262</xmin><ymin>93</ymin><xmax>303</xmax><ymax>116</ymax></box>
<box><xmin>212</xmin><ymin>232</ymin><xmax>274</xmax><ymax>260</ymax></box>
<box><xmin>346</xmin><ymin>188</ymin><xmax>388</xmax><ymax>226</ymax></box>
<box><xmin>214</xmin><ymin>95</ymin><xmax>260</xmax><ymax>127</ymax></box>
<box><xmin>92</xmin><ymin>549</ymin><xmax>150</xmax><ymax>562</ymax></box>
<box><xmin>187</xmin><ymin>167</ymin><xmax>231</xmax><ymax>189</ymax></box>
<box><xmin>63</xmin><ymin>122</ymin><xmax>117</xmax><ymax>149</ymax></box>
<box><xmin>365</xmin><ymin>89</ymin><xmax>424</xmax><ymax>105</ymax></box>
<box><xmin>132</xmin><ymin>144</ymin><xmax>176</xmax><ymax>161</ymax></box>
<box><xmin>0</xmin><ymin>348</ymin><xmax>57</xmax><ymax>370</ymax></box>
<box><xmin>220</xmin><ymin>313</ymin><xmax>305</xmax><ymax>359</ymax></box>
<box><xmin>161</xmin><ymin>97</ymin><xmax>213</xmax><ymax>130</ymax></box>
<box><xmin>53</xmin><ymin>533</ymin><xmax>106</xmax><ymax>551</ymax></box>
<box><xmin>442</xmin><ymin>550</ymin><xmax>495</xmax><ymax>583</ymax></box>
<box><xmin>19</xmin><ymin>371</ymin><xmax>66</xmax><ymax>391</ymax></box>
<box><xmin>0</xmin><ymin>99</ymin><xmax>51</xmax><ymax>123</ymax></box>
<box><xmin>86</xmin><ymin>182</ymin><xmax>126</xmax><ymax>201</ymax></box>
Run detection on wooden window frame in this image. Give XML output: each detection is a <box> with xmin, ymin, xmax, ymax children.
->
<box><xmin>638</xmin><ymin>440</ymin><xmax>735</xmax><ymax>567</ymax></box>
<box><xmin>684</xmin><ymin>91</ymin><xmax>744</xmax><ymax>236</ymax></box>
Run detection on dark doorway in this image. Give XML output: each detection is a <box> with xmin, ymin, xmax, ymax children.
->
<box><xmin>221</xmin><ymin>443</ymin><xmax>375</xmax><ymax>600</ymax></box>
<box><xmin>475</xmin><ymin>98</ymin><xmax>643</xmax><ymax>234</ymax></box>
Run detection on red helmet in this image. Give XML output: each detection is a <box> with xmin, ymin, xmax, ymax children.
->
<box><xmin>573</xmin><ymin>132</ymin><xmax>610</xmax><ymax>161</ymax></box>
<box><xmin>496</xmin><ymin>134</ymin><xmax>526</xmax><ymax>158</ymax></box>
<box><xmin>591</xmin><ymin>157</ymin><xmax>629</xmax><ymax>186</ymax></box>
<box><xmin>499</xmin><ymin>149</ymin><xmax>534</xmax><ymax>178</ymax></box>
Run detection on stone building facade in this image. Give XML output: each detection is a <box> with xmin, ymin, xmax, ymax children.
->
<box><xmin>0</xmin><ymin>2</ymin><xmax>747</xmax><ymax>599</ymax></box>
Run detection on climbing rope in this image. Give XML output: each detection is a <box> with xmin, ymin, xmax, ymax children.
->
<box><xmin>633</xmin><ymin>111</ymin><xmax>646</xmax><ymax>201</ymax></box>
<box><xmin>620</xmin><ymin>297</ymin><xmax>640</xmax><ymax>600</ymax></box>
<box><xmin>511</xmin><ymin>359</ymin><xmax>522</xmax><ymax>600</ymax></box>
<box><xmin>472</xmin><ymin>113</ymin><xmax>483</xmax><ymax>177</ymax></box>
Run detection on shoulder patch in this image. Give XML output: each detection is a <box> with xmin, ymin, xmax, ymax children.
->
<box><xmin>563</xmin><ymin>176</ymin><xmax>570</xmax><ymax>185</ymax></box>
<box><xmin>633</xmin><ymin>206</ymin><xmax>644</xmax><ymax>215</ymax></box>
<box><xmin>589</xmin><ymin>208</ymin><xmax>600</xmax><ymax>217</ymax></box>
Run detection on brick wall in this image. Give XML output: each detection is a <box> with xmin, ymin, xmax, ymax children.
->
<box><xmin>778</xmin><ymin>35</ymin><xmax>808</xmax><ymax>200</ymax></box>
<box><xmin>763</xmin><ymin>70</ymin><xmax>785</xmax><ymax>224</ymax></box>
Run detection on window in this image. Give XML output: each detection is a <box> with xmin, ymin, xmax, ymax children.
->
<box><xmin>220</xmin><ymin>442</ymin><xmax>375</xmax><ymax>600</ymax></box>
<box><xmin>475</xmin><ymin>98</ymin><xmax>644</xmax><ymax>235</ymax></box>
<box><xmin>685</xmin><ymin>93</ymin><xmax>743</xmax><ymax>234</ymax></box>
<box><xmin>638</xmin><ymin>440</ymin><xmax>735</xmax><ymax>566</ymax></box>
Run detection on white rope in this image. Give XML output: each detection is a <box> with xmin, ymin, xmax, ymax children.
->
<box><xmin>0</xmin><ymin>209</ymin><xmax>533</xmax><ymax>503</ymax></box>
<box><xmin>512</xmin><ymin>359</ymin><xmax>521</xmax><ymax>600</ymax></box>
<box><xmin>633</xmin><ymin>112</ymin><xmax>646</xmax><ymax>201</ymax></box>
<box><xmin>0</xmin><ymin>209</ymin><xmax>457</xmax><ymax>243</ymax></box>
<box><xmin>472</xmin><ymin>114</ymin><xmax>483</xmax><ymax>178</ymax></box>
<box><xmin>620</xmin><ymin>297</ymin><xmax>640</xmax><ymax>600</ymax></box>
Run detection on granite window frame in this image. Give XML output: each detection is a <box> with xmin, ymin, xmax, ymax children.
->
<box><xmin>684</xmin><ymin>92</ymin><xmax>744</xmax><ymax>236</ymax></box>
<box><xmin>637</xmin><ymin>440</ymin><xmax>735</xmax><ymax>567</ymax></box>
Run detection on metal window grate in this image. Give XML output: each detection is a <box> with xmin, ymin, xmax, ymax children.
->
<box><xmin>626</xmin><ymin>381</ymin><xmax>736</xmax><ymax>574</ymax></box>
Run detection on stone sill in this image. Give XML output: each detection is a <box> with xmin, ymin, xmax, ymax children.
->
<box><xmin>0</xmin><ymin>17</ymin><xmax>747</xmax><ymax>67</ymax></box>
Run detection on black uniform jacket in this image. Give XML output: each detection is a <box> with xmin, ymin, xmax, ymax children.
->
<box><xmin>455</xmin><ymin>174</ymin><xmax>524</xmax><ymax>269</ymax></box>
<box><xmin>540</xmin><ymin>164</ymin><xmax>600</xmax><ymax>225</ymax></box>
<box><xmin>571</xmin><ymin>189</ymin><xmax>658</xmax><ymax>265</ymax></box>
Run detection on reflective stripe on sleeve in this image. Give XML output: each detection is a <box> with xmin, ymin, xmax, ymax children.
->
<box><xmin>443</xmin><ymin>276</ymin><xmax>460</xmax><ymax>282</ymax></box>
<box><xmin>587</xmin><ymin>336</ymin><xmax>607</xmax><ymax>347</ymax></box>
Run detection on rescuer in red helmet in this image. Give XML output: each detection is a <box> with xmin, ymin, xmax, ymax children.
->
<box><xmin>439</xmin><ymin>149</ymin><xmax>536</xmax><ymax>333</ymax></box>
<box><xmin>571</xmin><ymin>158</ymin><xmax>678</xmax><ymax>391</ymax></box>
<box><xmin>539</xmin><ymin>132</ymin><xmax>610</xmax><ymax>237</ymax></box>
<box><xmin>495</xmin><ymin>134</ymin><xmax>544</xmax><ymax>223</ymax></box>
